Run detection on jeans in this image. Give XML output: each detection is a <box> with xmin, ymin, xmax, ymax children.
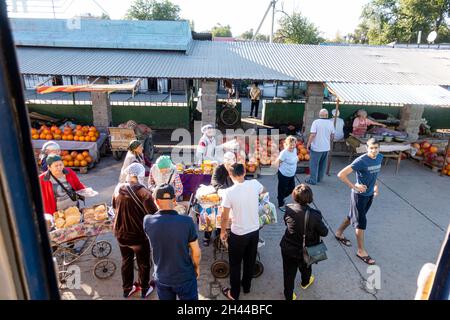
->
<box><xmin>277</xmin><ymin>171</ymin><xmax>295</xmax><ymax>207</ymax></box>
<box><xmin>156</xmin><ymin>277</ymin><xmax>198</xmax><ymax>300</ymax></box>
<box><xmin>228</xmin><ymin>229</ymin><xmax>259</xmax><ymax>300</ymax></box>
<box><xmin>281</xmin><ymin>250</ymin><xmax>312</xmax><ymax>300</ymax></box>
<box><xmin>308</xmin><ymin>150</ymin><xmax>329</xmax><ymax>184</ymax></box>
<box><xmin>250</xmin><ymin>100</ymin><xmax>260</xmax><ymax>117</ymax></box>
<box><xmin>117</xmin><ymin>239</ymin><xmax>151</xmax><ymax>293</ymax></box>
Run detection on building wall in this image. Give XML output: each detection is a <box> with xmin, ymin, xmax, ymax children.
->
<box><xmin>26</xmin><ymin>103</ymin><xmax>190</xmax><ymax>129</ymax></box>
<box><xmin>262</xmin><ymin>101</ymin><xmax>450</xmax><ymax>129</ymax></box>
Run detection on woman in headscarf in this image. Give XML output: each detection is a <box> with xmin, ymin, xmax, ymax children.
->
<box><xmin>39</xmin><ymin>141</ymin><xmax>61</xmax><ymax>172</ymax></box>
<box><xmin>39</xmin><ymin>154</ymin><xmax>86</xmax><ymax>214</ymax></box>
<box><xmin>148</xmin><ymin>155</ymin><xmax>183</xmax><ymax>200</ymax></box>
<box><xmin>113</xmin><ymin>163</ymin><xmax>158</xmax><ymax>298</ymax></box>
<box><xmin>119</xmin><ymin>140</ymin><xmax>145</xmax><ymax>183</ymax></box>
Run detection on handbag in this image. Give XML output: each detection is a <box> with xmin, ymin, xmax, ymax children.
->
<box><xmin>50</xmin><ymin>172</ymin><xmax>85</xmax><ymax>205</ymax></box>
<box><xmin>302</xmin><ymin>208</ymin><xmax>328</xmax><ymax>267</ymax></box>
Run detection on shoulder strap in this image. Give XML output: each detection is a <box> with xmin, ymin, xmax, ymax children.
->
<box><xmin>303</xmin><ymin>208</ymin><xmax>310</xmax><ymax>248</ymax></box>
<box><xmin>126</xmin><ymin>184</ymin><xmax>148</xmax><ymax>215</ymax></box>
<box><xmin>167</xmin><ymin>169</ymin><xmax>175</xmax><ymax>185</ymax></box>
<box><xmin>50</xmin><ymin>171</ymin><xmax>75</xmax><ymax>196</ymax></box>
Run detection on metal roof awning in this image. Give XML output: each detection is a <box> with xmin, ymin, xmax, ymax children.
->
<box><xmin>326</xmin><ymin>82</ymin><xmax>450</xmax><ymax>107</ymax></box>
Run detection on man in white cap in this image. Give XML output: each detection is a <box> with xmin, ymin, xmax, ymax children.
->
<box><xmin>329</xmin><ymin>108</ymin><xmax>345</xmax><ymax>141</ymax></box>
<box><xmin>196</xmin><ymin>124</ymin><xmax>217</xmax><ymax>165</ymax></box>
<box><xmin>306</xmin><ymin>109</ymin><xmax>335</xmax><ymax>185</ymax></box>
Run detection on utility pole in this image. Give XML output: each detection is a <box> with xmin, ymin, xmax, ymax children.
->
<box><xmin>270</xmin><ymin>0</ymin><xmax>276</xmax><ymax>43</ymax></box>
<box><xmin>253</xmin><ymin>0</ymin><xmax>278</xmax><ymax>43</ymax></box>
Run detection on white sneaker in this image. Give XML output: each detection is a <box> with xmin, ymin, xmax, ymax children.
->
<box><xmin>123</xmin><ymin>285</ymin><xmax>139</xmax><ymax>298</ymax></box>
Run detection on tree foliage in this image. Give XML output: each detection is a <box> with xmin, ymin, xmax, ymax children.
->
<box><xmin>239</xmin><ymin>29</ymin><xmax>269</xmax><ymax>41</ymax></box>
<box><xmin>274</xmin><ymin>12</ymin><xmax>324</xmax><ymax>44</ymax></box>
<box><xmin>125</xmin><ymin>0</ymin><xmax>180</xmax><ymax>20</ymax></box>
<box><xmin>352</xmin><ymin>0</ymin><xmax>450</xmax><ymax>44</ymax></box>
<box><xmin>211</xmin><ymin>24</ymin><xmax>232</xmax><ymax>37</ymax></box>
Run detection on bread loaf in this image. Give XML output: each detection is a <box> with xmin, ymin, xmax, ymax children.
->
<box><xmin>64</xmin><ymin>215</ymin><xmax>80</xmax><ymax>228</ymax></box>
<box><xmin>55</xmin><ymin>218</ymin><xmax>65</xmax><ymax>229</ymax></box>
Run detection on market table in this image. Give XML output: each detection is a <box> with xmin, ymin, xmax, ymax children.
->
<box><xmin>346</xmin><ymin>135</ymin><xmax>413</xmax><ymax>174</ymax></box>
<box><xmin>32</xmin><ymin>133</ymin><xmax>108</xmax><ymax>162</ymax></box>
<box><xmin>180</xmin><ymin>174</ymin><xmax>212</xmax><ymax>199</ymax></box>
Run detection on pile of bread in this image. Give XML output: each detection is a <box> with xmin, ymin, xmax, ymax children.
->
<box><xmin>200</xmin><ymin>193</ymin><xmax>221</xmax><ymax>203</ymax></box>
<box><xmin>82</xmin><ymin>204</ymin><xmax>108</xmax><ymax>223</ymax></box>
<box><xmin>54</xmin><ymin>207</ymin><xmax>81</xmax><ymax>229</ymax></box>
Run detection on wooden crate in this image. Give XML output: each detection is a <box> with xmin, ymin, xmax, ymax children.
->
<box><xmin>108</xmin><ymin>127</ymin><xmax>136</xmax><ymax>150</ymax></box>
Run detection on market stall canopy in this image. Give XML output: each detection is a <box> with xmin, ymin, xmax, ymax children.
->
<box><xmin>36</xmin><ymin>79</ymin><xmax>141</xmax><ymax>94</ymax></box>
<box><xmin>326</xmin><ymin>83</ymin><xmax>450</xmax><ymax>107</ymax></box>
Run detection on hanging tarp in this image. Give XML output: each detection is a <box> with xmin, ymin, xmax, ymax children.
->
<box><xmin>36</xmin><ymin>79</ymin><xmax>141</xmax><ymax>94</ymax></box>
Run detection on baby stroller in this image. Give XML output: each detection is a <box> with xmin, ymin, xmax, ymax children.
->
<box><xmin>186</xmin><ymin>193</ymin><xmax>265</xmax><ymax>279</ymax></box>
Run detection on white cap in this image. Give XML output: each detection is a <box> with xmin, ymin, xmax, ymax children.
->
<box><xmin>42</xmin><ymin>141</ymin><xmax>60</xmax><ymax>151</ymax></box>
<box><xmin>331</xmin><ymin>109</ymin><xmax>340</xmax><ymax>117</ymax></box>
<box><xmin>201</xmin><ymin>124</ymin><xmax>214</xmax><ymax>134</ymax></box>
<box><xmin>223</xmin><ymin>152</ymin><xmax>236</xmax><ymax>165</ymax></box>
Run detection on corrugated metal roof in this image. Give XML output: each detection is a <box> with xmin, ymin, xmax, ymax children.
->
<box><xmin>16</xmin><ymin>41</ymin><xmax>450</xmax><ymax>85</ymax></box>
<box><xmin>326</xmin><ymin>83</ymin><xmax>450</xmax><ymax>106</ymax></box>
<box><xmin>10</xmin><ymin>18</ymin><xmax>192</xmax><ymax>51</ymax></box>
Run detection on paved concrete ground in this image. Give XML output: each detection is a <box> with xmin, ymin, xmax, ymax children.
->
<box><xmin>59</xmin><ymin>149</ymin><xmax>449</xmax><ymax>300</ymax></box>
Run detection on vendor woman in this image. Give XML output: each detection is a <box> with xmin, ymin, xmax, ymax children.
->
<box><xmin>148</xmin><ymin>155</ymin><xmax>183</xmax><ymax>199</ymax></box>
<box><xmin>39</xmin><ymin>154</ymin><xmax>86</xmax><ymax>214</ymax></box>
<box><xmin>196</xmin><ymin>124</ymin><xmax>217</xmax><ymax>164</ymax></box>
<box><xmin>119</xmin><ymin>140</ymin><xmax>145</xmax><ymax>183</ymax></box>
<box><xmin>352</xmin><ymin>109</ymin><xmax>387</xmax><ymax>137</ymax></box>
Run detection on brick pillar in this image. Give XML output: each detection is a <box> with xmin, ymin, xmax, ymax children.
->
<box><xmin>303</xmin><ymin>82</ymin><xmax>324</xmax><ymax>135</ymax></box>
<box><xmin>201</xmin><ymin>80</ymin><xmax>217</xmax><ymax>127</ymax></box>
<box><xmin>90</xmin><ymin>77</ymin><xmax>111</xmax><ymax>133</ymax></box>
<box><xmin>398</xmin><ymin>104</ymin><xmax>424</xmax><ymax>140</ymax></box>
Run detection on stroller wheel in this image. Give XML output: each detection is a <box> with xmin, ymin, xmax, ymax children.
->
<box><xmin>93</xmin><ymin>259</ymin><xmax>116</xmax><ymax>279</ymax></box>
<box><xmin>91</xmin><ymin>240</ymin><xmax>112</xmax><ymax>258</ymax></box>
<box><xmin>211</xmin><ymin>260</ymin><xmax>230</xmax><ymax>278</ymax></box>
<box><xmin>253</xmin><ymin>260</ymin><xmax>264</xmax><ymax>278</ymax></box>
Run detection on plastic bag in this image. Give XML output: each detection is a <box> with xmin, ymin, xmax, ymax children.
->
<box><xmin>258</xmin><ymin>192</ymin><xmax>277</xmax><ymax>227</ymax></box>
<box><xmin>195</xmin><ymin>184</ymin><xmax>216</xmax><ymax>200</ymax></box>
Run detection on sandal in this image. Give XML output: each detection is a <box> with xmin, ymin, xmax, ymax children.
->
<box><xmin>221</xmin><ymin>287</ymin><xmax>235</xmax><ymax>300</ymax></box>
<box><xmin>335</xmin><ymin>235</ymin><xmax>352</xmax><ymax>247</ymax></box>
<box><xmin>356</xmin><ymin>254</ymin><xmax>376</xmax><ymax>265</ymax></box>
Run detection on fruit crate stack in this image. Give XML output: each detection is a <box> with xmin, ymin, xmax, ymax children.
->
<box><xmin>410</xmin><ymin>139</ymin><xmax>450</xmax><ymax>176</ymax></box>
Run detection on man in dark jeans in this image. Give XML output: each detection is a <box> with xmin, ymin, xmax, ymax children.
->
<box><xmin>144</xmin><ymin>184</ymin><xmax>201</xmax><ymax>300</ymax></box>
<box><xmin>112</xmin><ymin>163</ymin><xmax>158</xmax><ymax>298</ymax></box>
<box><xmin>249</xmin><ymin>82</ymin><xmax>261</xmax><ymax>118</ymax></box>
<box><xmin>220</xmin><ymin>163</ymin><xmax>266</xmax><ymax>300</ymax></box>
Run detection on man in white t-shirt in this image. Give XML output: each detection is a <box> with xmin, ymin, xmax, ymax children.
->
<box><xmin>220</xmin><ymin>163</ymin><xmax>265</xmax><ymax>300</ymax></box>
<box><xmin>306</xmin><ymin>109</ymin><xmax>335</xmax><ymax>185</ymax></box>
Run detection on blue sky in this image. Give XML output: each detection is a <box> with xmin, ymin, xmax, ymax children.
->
<box><xmin>7</xmin><ymin>0</ymin><xmax>371</xmax><ymax>39</ymax></box>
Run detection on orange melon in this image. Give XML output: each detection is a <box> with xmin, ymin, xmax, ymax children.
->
<box><xmin>80</xmin><ymin>160</ymin><xmax>88</xmax><ymax>167</ymax></box>
<box><xmin>73</xmin><ymin>160</ymin><xmax>80</xmax><ymax>167</ymax></box>
<box><xmin>82</xmin><ymin>151</ymin><xmax>89</xmax><ymax>158</ymax></box>
<box><xmin>76</xmin><ymin>154</ymin><xmax>84</xmax><ymax>161</ymax></box>
<box><xmin>68</xmin><ymin>161</ymin><xmax>74</xmax><ymax>167</ymax></box>
<box><xmin>70</xmin><ymin>151</ymin><xmax>78</xmax><ymax>158</ymax></box>
<box><xmin>67</xmin><ymin>134</ymin><xmax>74</xmax><ymax>141</ymax></box>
